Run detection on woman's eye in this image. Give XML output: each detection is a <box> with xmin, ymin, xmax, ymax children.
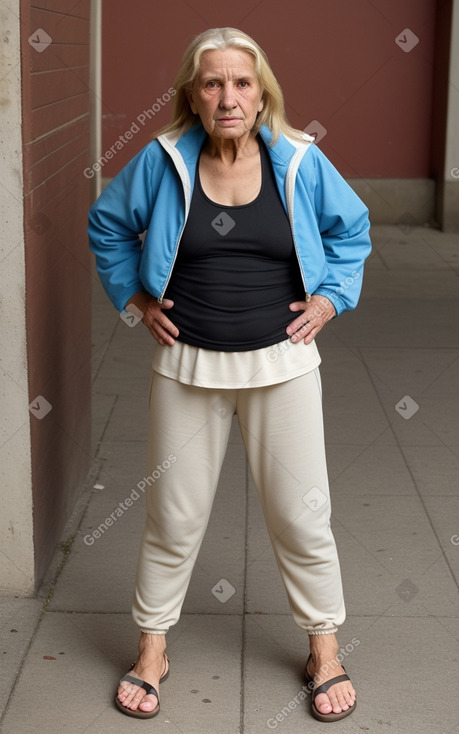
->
<box><xmin>207</xmin><ymin>81</ymin><xmax>218</xmax><ymax>88</ymax></box>
<box><xmin>239</xmin><ymin>81</ymin><xmax>249</xmax><ymax>88</ymax></box>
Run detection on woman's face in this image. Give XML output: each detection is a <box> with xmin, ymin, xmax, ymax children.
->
<box><xmin>188</xmin><ymin>48</ymin><xmax>264</xmax><ymax>140</ymax></box>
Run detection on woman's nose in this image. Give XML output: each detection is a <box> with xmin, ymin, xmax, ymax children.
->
<box><xmin>219</xmin><ymin>83</ymin><xmax>236</xmax><ymax>109</ymax></box>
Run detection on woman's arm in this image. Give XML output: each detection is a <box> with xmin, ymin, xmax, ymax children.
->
<box><xmin>307</xmin><ymin>144</ymin><xmax>372</xmax><ymax>316</ymax></box>
<box><xmin>286</xmin><ymin>144</ymin><xmax>371</xmax><ymax>344</ymax></box>
<box><xmin>88</xmin><ymin>144</ymin><xmax>160</xmax><ymax>312</ymax></box>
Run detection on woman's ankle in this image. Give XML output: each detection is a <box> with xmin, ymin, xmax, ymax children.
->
<box><xmin>308</xmin><ymin>633</ymin><xmax>339</xmax><ymax>659</ymax></box>
<box><xmin>138</xmin><ymin>632</ymin><xmax>166</xmax><ymax>657</ymax></box>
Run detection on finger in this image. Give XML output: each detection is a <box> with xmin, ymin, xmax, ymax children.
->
<box><xmin>303</xmin><ymin>326</ymin><xmax>319</xmax><ymax>344</ymax></box>
<box><xmin>143</xmin><ymin>304</ymin><xmax>179</xmax><ymax>339</ymax></box>
<box><xmin>287</xmin><ymin>313</ymin><xmax>312</xmax><ymax>337</ymax></box>
<box><xmin>290</xmin><ymin>321</ymin><xmax>313</xmax><ymax>342</ymax></box>
<box><xmin>157</xmin><ymin>313</ymin><xmax>179</xmax><ymax>338</ymax></box>
<box><xmin>149</xmin><ymin>323</ymin><xmax>177</xmax><ymax>346</ymax></box>
<box><xmin>142</xmin><ymin>312</ymin><xmax>178</xmax><ymax>344</ymax></box>
<box><xmin>303</xmin><ymin>321</ymin><xmax>328</xmax><ymax>344</ymax></box>
<box><xmin>288</xmin><ymin>301</ymin><xmax>307</xmax><ymax>312</ymax></box>
<box><xmin>291</xmin><ymin>313</ymin><xmax>328</xmax><ymax>342</ymax></box>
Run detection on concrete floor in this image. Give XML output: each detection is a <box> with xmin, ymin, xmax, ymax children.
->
<box><xmin>1</xmin><ymin>224</ymin><xmax>459</xmax><ymax>733</ymax></box>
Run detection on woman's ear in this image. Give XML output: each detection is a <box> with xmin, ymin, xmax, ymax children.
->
<box><xmin>258</xmin><ymin>97</ymin><xmax>264</xmax><ymax>113</ymax></box>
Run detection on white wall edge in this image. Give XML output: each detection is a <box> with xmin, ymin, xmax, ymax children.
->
<box><xmin>89</xmin><ymin>0</ymin><xmax>102</xmax><ymax>201</ymax></box>
<box><xmin>0</xmin><ymin>0</ymin><xmax>35</xmax><ymax>594</ymax></box>
<box><xmin>444</xmin><ymin>0</ymin><xmax>459</xmax><ymax>183</ymax></box>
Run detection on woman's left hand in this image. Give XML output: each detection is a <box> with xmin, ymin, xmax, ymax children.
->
<box><xmin>287</xmin><ymin>295</ymin><xmax>336</xmax><ymax>344</ymax></box>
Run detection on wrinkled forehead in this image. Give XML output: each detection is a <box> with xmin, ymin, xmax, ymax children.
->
<box><xmin>196</xmin><ymin>47</ymin><xmax>258</xmax><ymax>82</ymax></box>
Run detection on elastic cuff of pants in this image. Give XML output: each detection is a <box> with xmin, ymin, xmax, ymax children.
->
<box><xmin>139</xmin><ymin>629</ymin><xmax>168</xmax><ymax>635</ymax></box>
<box><xmin>307</xmin><ymin>627</ymin><xmax>338</xmax><ymax>636</ymax></box>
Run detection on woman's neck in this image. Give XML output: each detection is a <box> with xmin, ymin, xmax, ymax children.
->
<box><xmin>204</xmin><ymin>132</ymin><xmax>259</xmax><ymax>165</ymax></box>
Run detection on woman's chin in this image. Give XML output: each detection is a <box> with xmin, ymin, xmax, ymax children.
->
<box><xmin>210</xmin><ymin>126</ymin><xmax>250</xmax><ymax>141</ymax></box>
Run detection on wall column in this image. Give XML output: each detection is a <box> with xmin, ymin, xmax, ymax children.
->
<box><xmin>0</xmin><ymin>1</ymin><xmax>35</xmax><ymax>594</ymax></box>
<box><xmin>441</xmin><ymin>0</ymin><xmax>459</xmax><ymax>230</ymax></box>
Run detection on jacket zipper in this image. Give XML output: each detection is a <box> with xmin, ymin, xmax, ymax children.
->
<box><xmin>157</xmin><ymin>136</ymin><xmax>192</xmax><ymax>303</ymax></box>
<box><xmin>285</xmin><ymin>142</ymin><xmax>312</xmax><ymax>302</ymax></box>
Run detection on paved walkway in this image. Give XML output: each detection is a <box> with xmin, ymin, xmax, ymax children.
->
<box><xmin>1</xmin><ymin>225</ymin><xmax>459</xmax><ymax>733</ymax></box>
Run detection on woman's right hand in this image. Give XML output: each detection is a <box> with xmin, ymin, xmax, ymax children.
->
<box><xmin>125</xmin><ymin>291</ymin><xmax>179</xmax><ymax>346</ymax></box>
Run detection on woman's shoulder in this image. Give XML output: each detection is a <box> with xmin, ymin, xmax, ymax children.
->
<box><xmin>260</xmin><ymin>125</ymin><xmax>316</xmax><ymax>165</ymax></box>
<box><xmin>155</xmin><ymin>123</ymin><xmax>207</xmax><ymax>157</ymax></box>
<box><xmin>137</xmin><ymin>137</ymin><xmax>170</xmax><ymax>165</ymax></box>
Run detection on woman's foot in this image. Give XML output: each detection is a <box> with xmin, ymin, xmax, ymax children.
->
<box><xmin>117</xmin><ymin>633</ymin><xmax>168</xmax><ymax>715</ymax></box>
<box><xmin>307</xmin><ymin>634</ymin><xmax>356</xmax><ymax>717</ymax></box>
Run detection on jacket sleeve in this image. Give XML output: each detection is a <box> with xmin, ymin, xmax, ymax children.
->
<box><xmin>307</xmin><ymin>144</ymin><xmax>372</xmax><ymax>315</ymax></box>
<box><xmin>88</xmin><ymin>143</ymin><xmax>162</xmax><ymax>312</ymax></box>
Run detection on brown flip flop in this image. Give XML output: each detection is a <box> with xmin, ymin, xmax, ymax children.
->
<box><xmin>304</xmin><ymin>653</ymin><xmax>356</xmax><ymax>722</ymax></box>
<box><xmin>115</xmin><ymin>654</ymin><xmax>169</xmax><ymax>719</ymax></box>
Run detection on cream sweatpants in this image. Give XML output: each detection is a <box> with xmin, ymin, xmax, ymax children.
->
<box><xmin>132</xmin><ymin>368</ymin><xmax>346</xmax><ymax>635</ymax></box>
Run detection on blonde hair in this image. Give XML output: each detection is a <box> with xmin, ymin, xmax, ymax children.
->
<box><xmin>154</xmin><ymin>27</ymin><xmax>305</xmax><ymax>144</ymax></box>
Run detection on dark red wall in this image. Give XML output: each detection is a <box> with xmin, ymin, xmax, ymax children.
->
<box><xmin>21</xmin><ymin>0</ymin><xmax>92</xmax><ymax>587</ymax></box>
<box><xmin>100</xmin><ymin>0</ymin><xmax>435</xmax><ymax>179</ymax></box>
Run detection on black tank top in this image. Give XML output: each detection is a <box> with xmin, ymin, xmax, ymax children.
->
<box><xmin>164</xmin><ymin>138</ymin><xmax>305</xmax><ymax>351</ymax></box>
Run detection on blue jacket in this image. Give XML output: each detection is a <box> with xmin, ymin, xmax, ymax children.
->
<box><xmin>88</xmin><ymin>123</ymin><xmax>371</xmax><ymax>316</ymax></box>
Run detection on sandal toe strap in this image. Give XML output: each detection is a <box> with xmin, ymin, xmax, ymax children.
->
<box><xmin>312</xmin><ymin>673</ymin><xmax>350</xmax><ymax>702</ymax></box>
<box><xmin>120</xmin><ymin>673</ymin><xmax>158</xmax><ymax>698</ymax></box>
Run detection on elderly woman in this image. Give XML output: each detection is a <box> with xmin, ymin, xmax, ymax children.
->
<box><xmin>89</xmin><ymin>27</ymin><xmax>371</xmax><ymax>723</ymax></box>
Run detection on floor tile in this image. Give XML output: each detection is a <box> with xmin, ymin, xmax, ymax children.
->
<box><xmin>1</xmin><ymin>612</ymin><xmax>242</xmax><ymax>734</ymax></box>
<box><xmin>401</xmin><ymin>445</ymin><xmax>459</xmax><ymax>496</ymax></box>
<box><xmin>0</xmin><ymin>598</ymin><xmax>43</xmax><ymax>714</ymax></box>
<box><xmin>243</xmin><ymin>614</ymin><xmax>459</xmax><ymax>733</ymax></box>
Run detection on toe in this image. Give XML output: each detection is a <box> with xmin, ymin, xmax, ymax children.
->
<box><xmin>347</xmin><ymin>682</ymin><xmax>356</xmax><ymax>705</ymax></box>
<box><xmin>138</xmin><ymin>693</ymin><xmax>158</xmax><ymax>712</ymax></box>
<box><xmin>330</xmin><ymin>682</ymin><xmax>356</xmax><ymax>713</ymax></box>
<box><xmin>330</xmin><ymin>688</ymin><xmax>347</xmax><ymax>712</ymax></box>
<box><xmin>117</xmin><ymin>681</ymin><xmax>135</xmax><ymax>706</ymax></box>
<box><xmin>128</xmin><ymin>685</ymin><xmax>155</xmax><ymax>711</ymax></box>
<box><xmin>327</xmin><ymin>693</ymin><xmax>344</xmax><ymax>714</ymax></box>
<box><xmin>314</xmin><ymin>692</ymin><xmax>333</xmax><ymax>714</ymax></box>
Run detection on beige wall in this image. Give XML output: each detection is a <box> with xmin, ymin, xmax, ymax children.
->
<box><xmin>0</xmin><ymin>1</ymin><xmax>35</xmax><ymax>594</ymax></box>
